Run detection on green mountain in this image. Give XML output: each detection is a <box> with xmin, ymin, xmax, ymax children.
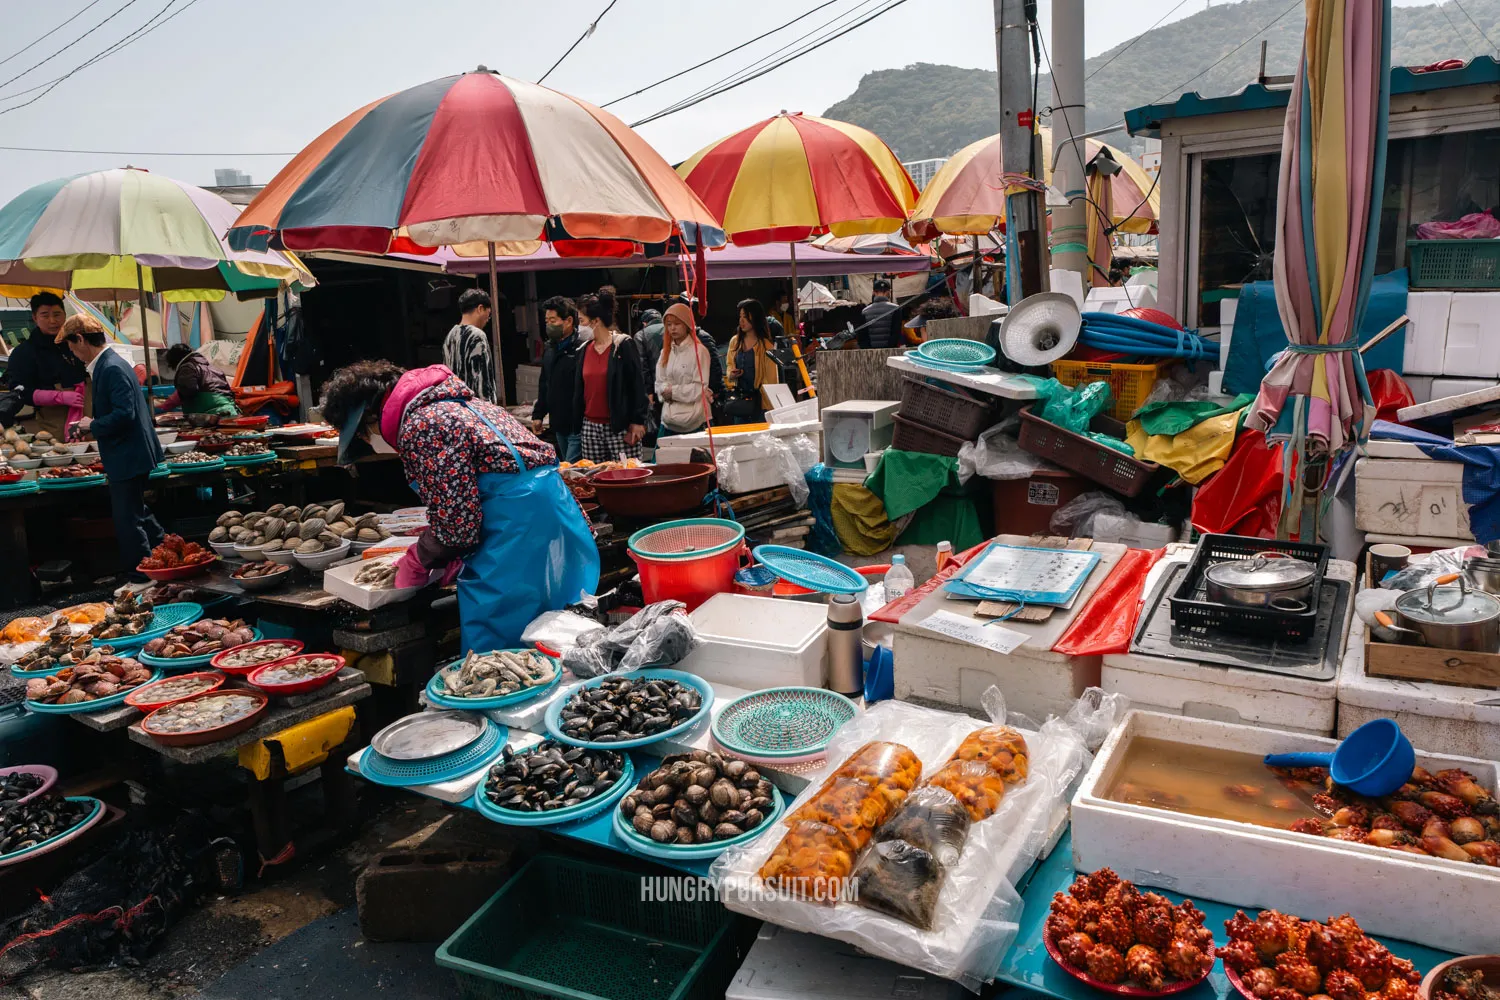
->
<box><xmin>824</xmin><ymin>0</ymin><xmax>1500</xmax><ymax>160</ymax></box>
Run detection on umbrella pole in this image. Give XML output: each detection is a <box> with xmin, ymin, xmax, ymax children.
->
<box><xmin>786</xmin><ymin>242</ymin><xmax>815</xmax><ymax>398</ymax></box>
<box><xmin>487</xmin><ymin>241</ymin><xmax>507</xmax><ymax>406</ymax></box>
<box><xmin>136</xmin><ymin>263</ymin><xmax>153</xmax><ymax>383</ymax></box>
<box><xmin>789</xmin><ymin>241</ymin><xmax>798</xmax><ymax>334</ymax></box>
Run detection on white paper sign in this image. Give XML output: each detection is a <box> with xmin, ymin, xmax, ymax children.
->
<box><xmin>917</xmin><ymin>609</ymin><xmax>1030</xmax><ymax>655</ymax></box>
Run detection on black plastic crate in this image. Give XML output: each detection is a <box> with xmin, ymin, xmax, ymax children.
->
<box><xmin>1169</xmin><ymin>533</ymin><xmax>1330</xmax><ymax>642</ymax></box>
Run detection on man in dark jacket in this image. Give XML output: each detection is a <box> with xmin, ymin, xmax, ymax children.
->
<box><xmin>533</xmin><ymin>296</ymin><xmax>584</xmax><ymax>462</ymax></box>
<box><xmin>860</xmin><ymin>278</ymin><xmax>903</xmax><ymax>349</ymax></box>
<box><xmin>4</xmin><ymin>292</ymin><xmax>86</xmax><ymax>439</ymax></box>
<box><xmin>64</xmin><ymin>316</ymin><xmax>165</xmax><ymax>579</ymax></box>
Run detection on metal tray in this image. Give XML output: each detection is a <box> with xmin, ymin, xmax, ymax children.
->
<box><xmin>370</xmin><ymin>710</ymin><xmax>487</xmax><ymax>761</ymax></box>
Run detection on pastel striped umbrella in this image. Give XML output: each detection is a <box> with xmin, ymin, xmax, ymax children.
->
<box><xmin>228</xmin><ymin>68</ymin><xmax>723</xmax><ymax>257</ymax></box>
<box><xmin>1245</xmin><ymin>0</ymin><xmax>1391</xmax><ymax>488</ymax></box>
<box><xmin>676</xmin><ymin>112</ymin><xmax>917</xmax><ymax>246</ymax></box>
<box><xmin>904</xmin><ymin>128</ymin><xmax>1160</xmax><ymax>242</ymax></box>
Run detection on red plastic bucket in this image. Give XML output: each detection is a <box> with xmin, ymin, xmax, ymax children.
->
<box><xmin>771</xmin><ymin>563</ymin><xmax>889</xmax><ymax>600</ymax></box>
<box><xmin>630</xmin><ymin>544</ymin><xmax>748</xmax><ymax>610</ymax></box>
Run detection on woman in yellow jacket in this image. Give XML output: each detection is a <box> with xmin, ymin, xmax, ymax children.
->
<box><xmin>725</xmin><ymin>298</ymin><xmax>780</xmax><ymax>422</ymax></box>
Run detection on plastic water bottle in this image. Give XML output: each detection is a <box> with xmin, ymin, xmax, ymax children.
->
<box><xmin>884</xmin><ymin>554</ymin><xmax>914</xmax><ymax>601</ymax></box>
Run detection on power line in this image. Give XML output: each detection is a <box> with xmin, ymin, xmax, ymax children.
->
<box><xmin>0</xmin><ymin>0</ymin><xmax>108</xmax><ymax>69</ymax></box>
<box><xmin>1449</xmin><ymin>0</ymin><xmax>1499</xmax><ymax>55</ymax></box>
<box><xmin>536</xmin><ymin>0</ymin><xmax>618</xmax><ymax>85</ymax></box>
<box><xmin>1086</xmin><ymin>0</ymin><xmax>1194</xmax><ymax>81</ymax></box>
<box><xmin>600</xmin><ymin>0</ymin><xmax>847</xmax><ymax>108</ymax></box>
<box><xmin>0</xmin><ymin>0</ymin><xmax>143</xmax><ymax>94</ymax></box>
<box><xmin>0</xmin><ymin>143</ymin><xmax>293</xmax><ymax>156</ymax></box>
<box><xmin>1147</xmin><ymin>0</ymin><xmax>1301</xmax><ymax>106</ymax></box>
<box><xmin>1435</xmin><ymin>3</ymin><xmax>1480</xmax><ymax>59</ymax></box>
<box><xmin>0</xmin><ymin>0</ymin><xmax>205</xmax><ymax>117</ymax></box>
<box><xmin>631</xmin><ymin>0</ymin><xmax>908</xmax><ymax>128</ymax></box>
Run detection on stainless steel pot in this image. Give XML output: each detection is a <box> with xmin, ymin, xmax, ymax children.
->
<box><xmin>1203</xmin><ymin>552</ymin><xmax>1317</xmax><ymax>609</ymax></box>
<box><xmin>1389</xmin><ymin>574</ymin><xmax>1500</xmax><ymax>652</ymax></box>
<box><xmin>1466</xmin><ymin>557</ymin><xmax>1500</xmax><ymax>596</ymax></box>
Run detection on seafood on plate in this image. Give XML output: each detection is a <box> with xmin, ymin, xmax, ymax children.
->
<box><xmin>211</xmin><ymin>502</ymin><xmax>372</xmax><ymax>553</ymax></box>
<box><xmin>1047</xmin><ymin>869</ymin><xmax>1215</xmax><ymax>989</ymax></box>
<box><xmin>486</xmin><ymin>739</ymin><xmax>624</xmax><ymax>813</ymax></box>
<box><xmin>438</xmin><ymin>649</ymin><xmax>556</xmax><ymax>699</ymax></box>
<box><xmin>352</xmin><ymin>558</ymin><xmax>398</xmax><ymax>589</ymax></box>
<box><xmin>138</xmin><ymin>582</ymin><xmax>206</xmax><ymax>605</ymax></box>
<box><xmin>255</xmin><ymin>655</ymin><xmax>342</xmax><ymax>685</ymax></box>
<box><xmin>12</xmin><ymin>629</ymin><xmax>94</xmax><ymax>673</ymax></box>
<box><xmin>131</xmin><ymin>674</ymin><xmax>220</xmax><ymax>704</ymax></box>
<box><xmin>0</xmin><ymin>796</ymin><xmax>93</xmax><ymax>855</ymax></box>
<box><xmin>25</xmin><ymin>652</ymin><xmax>153</xmax><ymax>704</ymax></box>
<box><xmin>618</xmin><ymin>750</ymin><xmax>772</xmax><ymax>844</ymax></box>
<box><xmin>216</xmin><ymin>641</ymin><xmax>299</xmax><ymax>669</ymax></box>
<box><xmin>225</xmin><ymin>440</ymin><xmax>270</xmax><ymax>457</ymax></box>
<box><xmin>86</xmin><ymin>591</ymin><xmax>155</xmax><ymax>641</ymax></box>
<box><xmin>139</xmin><ymin>534</ymin><xmax>214</xmax><ymax>570</ymax></box>
<box><xmin>55</xmin><ymin>602</ymin><xmax>109</xmax><ymax>626</ymax></box>
<box><xmin>0</xmin><ymin>772</ymin><xmax>44</xmax><ymax>803</ymax></box>
<box><xmin>38</xmin><ymin>464</ymin><xmax>102</xmax><ymax>479</ymax></box>
<box><xmin>556</xmin><ymin>675</ymin><xmax>702</xmax><ymax>743</ymax></box>
<box><xmin>141</xmin><ymin>619</ymin><xmax>255</xmax><ymax>658</ymax></box>
<box><xmin>1220</xmin><ymin>910</ymin><xmax>1420</xmax><ymax>1000</ymax></box>
<box><xmin>232</xmin><ymin>560</ymin><xmax>289</xmax><ymax>580</ymax></box>
<box><xmin>166</xmin><ymin>450</ymin><xmax>216</xmax><ymax>464</ymax></box>
<box><xmin>0</xmin><ymin>463</ymin><xmax>23</xmax><ymax>478</ymax></box>
<box><xmin>143</xmin><ymin>693</ymin><xmax>262</xmax><ymax>734</ymax></box>
<box><xmin>1432</xmin><ymin>966</ymin><xmax>1500</xmax><ymax>1000</ymax></box>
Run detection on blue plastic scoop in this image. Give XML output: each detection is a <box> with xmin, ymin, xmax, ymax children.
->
<box><xmin>1263</xmin><ymin>718</ymin><xmax>1415</xmax><ymax>797</ymax></box>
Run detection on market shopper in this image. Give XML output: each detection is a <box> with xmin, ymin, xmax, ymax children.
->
<box><xmin>655</xmin><ymin>303</ymin><xmax>713</xmax><ymax>436</ymax></box>
<box><xmin>158</xmin><ymin>344</ymin><xmax>240</xmax><ymax>416</ymax></box>
<box><xmin>442</xmin><ymin>288</ymin><xmax>498</xmax><ymax>403</ymax></box>
<box><xmin>573</xmin><ymin>291</ymin><xmax>649</xmax><ymax>462</ymax></box>
<box><xmin>860</xmin><ymin>278</ymin><xmax>903</xmax><ymax>348</ymax></box>
<box><xmin>61</xmin><ymin>316</ymin><xmax>165</xmax><ymax>579</ymax></box>
<box><xmin>324</xmin><ymin>361</ymin><xmax>598</xmax><ymax>653</ymax></box>
<box><xmin>5</xmin><ymin>292</ymin><xmax>86</xmax><ymax>439</ymax></box>
<box><xmin>532</xmin><ymin>296</ymin><xmax>584</xmax><ymax>463</ymax></box>
<box><xmin>725</xmin><ymin>299</ymin><xmax>780</xmax><ymax>422</ymax></box>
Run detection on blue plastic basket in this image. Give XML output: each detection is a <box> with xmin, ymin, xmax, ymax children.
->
<box><xmin>917</xmin><ymin>337</ymin><xmax>996</xmax><ymax>367</ymax></box>
<box><xmin>148</xmin><ymin>465</ymin><xmax>170</xmax><ymax>479</ymax></box>
<box><xmin>38</xmin><ymin>475</ymin><xmax>105</xmax><ymax>491</ymax></box>
<box><xmin>472</xmin><ymin>751</ymin><xmax>634</xmax><ymax>827</ymax></box>
<box><xmin>544</xmin><ymin>669</ymin><xmax>713</xmax><ymax>750</ymax></box>
<box><xmin>752</xmin><ymin>545</ymin><xmax>868</xmax><ymax>595</ymax></box>
<box><xmin>223</xmin><ymin>452</ymin><xmax>277</xmax><ymax>467</ymax></box>
<box><xmin>611</xmin><ymin>783</ymin><xmax>785</xmax><ymax>860</ymax></box>
<box><xmin>138</xmin><ymin>628</ymin><xmax>262</xmax><ymax>670</ymax></box>
<box><xmin>711</xmin><ymin>687</ymin><xmax>857</xmax><ymax>759</ymax></box>
<box><xmin>166</xmin><ymin>458</ymin><xmax>225</xmax><ymax>474</ymax></box>
<box><xmin>0</xmin><ymin>480</ymin><xmax>40</xmax><ymax>496</ymax></box>
<box><xmin>26</xmin><ymin>669</ymin><xmax>164</xmax><ymax>714</ymax></box>
<box><xmin>9</xmin><ymin>662</ymin><xmax>68</xmax><ymax>679</ymax></box>
<box><xmin>359</xmin><ymin>720</ymin><xmax>508</xmax><ymax>787</ymax></box>
<box><xmin>93</xmin><ymin>601</ymin><xmax>204</xmax><ymax>649</ymax></box>
<box><xmin>425</xmin><ymin>661</ymin><xmax>561</xmax><ymax>711</ymax></box>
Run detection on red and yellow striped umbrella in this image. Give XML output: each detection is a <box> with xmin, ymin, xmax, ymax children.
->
<box><xmin>676</xmin><ymin>112</ymin><xmax>917</xmax><ymax>246</ymax></box>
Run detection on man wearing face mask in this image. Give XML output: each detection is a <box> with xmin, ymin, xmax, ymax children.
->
<box><xmin>322</xmin><ymin>360</ymin><xmax>597</xmax><ymax>654</ymax></box>
<box><xmin>531</xmin><ymin>296</ymin><xmax>583</xmax><ymax>463</ymax></box>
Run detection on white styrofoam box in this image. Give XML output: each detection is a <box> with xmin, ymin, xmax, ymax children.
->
<box><xmin>1083</xmin><ymin>287</ymin><xmax>1133</xmax><ymax>314</ymax></box>
<box><xmin>1354</xmin><ymin>456</ymin><xmax>1472</xmax><ymax>540</ymax></box>
<box><xmin>1091</xmin><ymin>518</ymin><xmax>1180</xmax><ymax>549</ymax></box>
<box><xmin>762</xmin><ymin>384</ymin><xmax>797</xmax><ymax>411</ymax></box>
<box><xmin>321</xmin><ymin>552</ymin><xmax>421</xmax><ymax>610</ymax></box>
<box><xmin>728</xmin><ymin>924</ymin><xmax>969</xmax><ymax>1000</ymax></box>
<box><xmin>1443</xmin><ymin>292</ymin><xmax>1500</xmax><ymax>378</ymax></box>
<box><xmin>1403</xmin><ymin>291</ymin><xmax>1452</xmax><ymax>375</ymax></box>
<box><xmin>1339</xmin><ymin>620</ymin><xmax>1500</xmax><ymax>760</ymax></box>
<box><xmin>1072</xmin><ymin>710</ymin><xmax>1500</xmax><ymax>956</ymax></box>
<box><xmin>669</xmin><ymin>418</ymin><xmax>822</xmax><ymax>451</ymax></box>
<box><xmin>1403</xmin><ymin>375</ymin><xmax>1433</xmax><ymax>403</ymax></box>
<box><xmin>767</xmin><ymin>397</ymin><xmax>818</xmax><ymax>424</ymax></box>
<box><xmin>677</xmin><ymin>593</ymin><xmax>829</xmax><ymax>688</ymax></box>
<box><xmin>1207</xmin><ymin>370</ymin><xmax>1226</xmax><ymax>397</ymax></box>
<box><xmin>1218</xmin><ymin>297</ymin><xmax>1240</xmax><ymax>369</ymax></box>
<box><xmin>1431</xmin><ymin>377</ymin><xmax>1500</xmax><ymax>401</ymax></box>
<box><xmin>717</xmin><ymin>437</ymin><xmax>793</xmax><ymax>495</ymax></box>
<box><xmin>1050</xmin><ymin>268</ymin><xmax>1085</xmax><ymax>310</ymax></box>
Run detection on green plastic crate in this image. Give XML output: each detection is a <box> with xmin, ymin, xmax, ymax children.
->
<box><xmin>1407</xmin><ymin>239</ymin><xmax>1500</xmax><ymax>289</ymax></box>
<box><xmin>436</xmin><ymin>854</ymin><xmax>738</xmax><ymax>1000</ymax></box>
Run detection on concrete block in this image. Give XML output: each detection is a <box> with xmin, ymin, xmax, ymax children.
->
<box><xmin>356</xmin><ymin>847</ymin><xmax>512</xmax><ymax>942</ymax></box>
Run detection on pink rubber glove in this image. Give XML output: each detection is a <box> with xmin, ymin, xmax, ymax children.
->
<box><xmin>393</xmin><ymin>547</ymin><xmax>430</xmax><ymax>590</ymax></box>
<box><xmin>33</xmin><ymin>389</ymin><xmax>82</xmax><ymax>408</ymax></box>
<box><xmin>439</xmin><ymin>560</ymin><xmax>463</xmax><ymax>586</ymax></box>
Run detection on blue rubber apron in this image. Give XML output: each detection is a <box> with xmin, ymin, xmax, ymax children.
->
<box><xmin>452</xmin><ymin>403</ymin><xmax>599</xmax><ymax>654</ymax></box>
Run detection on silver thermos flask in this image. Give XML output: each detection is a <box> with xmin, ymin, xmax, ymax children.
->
<box><xmin>826</xmin><ymin>594</ymin><xmax>864</xmax><ymax>698</ymax></box>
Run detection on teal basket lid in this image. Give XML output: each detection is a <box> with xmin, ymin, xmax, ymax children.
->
<box><xmin>361</xmin><ymin>720</ymin><xmax>508</xmax><ymax>787</ymax></box>
<box><xmin>752</xmin><ymin>545</ymin><xmax>868</xmax><ymax>595</ymax></box>
<box><xmin>712</xmin><ymin>687</ymin><xmax>857</xmax><ymax>758</ymax></box>
<box><xmin>917</xmin><ymin>338</ymin><xmax>996</xmax><ymax>367</ymax></box>
<box><xmin>628</xmin><ymin>518</ymin><xmax>744</xmax><ymax>560</ymax></box>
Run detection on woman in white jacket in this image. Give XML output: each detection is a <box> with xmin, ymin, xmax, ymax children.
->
<box><xmin>655</xmin><ymin>303</ymin><xmax>713</xmax><ymax>436</ymax></box>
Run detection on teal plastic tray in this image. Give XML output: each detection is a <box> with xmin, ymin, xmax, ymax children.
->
<box><xmin>611</xmin><ymin>783</ymin><xmax>784</xmax><ymax>860</ymax></box>
<box><xmin>360</xmin><ymin>721</ymin><xmax>508</xmax><ymax>787</ymax></box>
<box><xmin>138</xmin><ymin>627</ymin><xmax>262</xmax><ymax>670</ymax></box>
<box><xmin>425</xmin><ymin>654</ymin><xmax>562</xmax><ymax>711</ymax></box>
<box><xmin>223</xmin><ymin>451</ymin><xmax>276</xmax><ymax>467</ymax></box>
<box><xmin>93</xmin><ymin>601</ymin><xmax>203</xmax><ymax>649</ymax></box>
<box><xmin>917</xmin><ymin>337</ymin><xmax>996</xmax><ymax>366</ymax></box>
<box><xmin>166</xmin><ymin>458</ymin><xmax>225</xmax><ymax>474</ymax></box>
<box><xmin>0</xmin><ymin>480</ymin><xmax>40</xmax><ymax>495</ymax></box>
<box><xmin>711</xmin><ymin>687</ymin><xmax>857</xmax><ymax>759</ymax></box>
<box><xmin>472</xmin><ymin>751</ymin><xmax>634</xmax><ymax>827</ymax></box>
<box><xmin>25</xmin><ymin>669</ymin><xmax>164</xmax><ymax>713</ymax></box>
<box><xmin>0</xmin><ymin>797</ymin><xmax>104</xmax><ymax>866</ymax></box>
<box><xmin>544</xmin><ymin>669</ymin><xmax>713</xmax><ymax>750</ymax></box>
<box><xmin>37</xmin><ymin>475</ymin><xmax>105</xmax><ymax>491</ymax></box>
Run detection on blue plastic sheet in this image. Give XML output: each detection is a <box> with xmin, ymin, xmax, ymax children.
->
<box><xmin>804</xmin><ymin>463</ymin><xmax>842</xmax><ymax>556</ymax></box>
<box><xmin>1223</xmin><ymin>269</ymin><xmax>1409</xmax><ymax>396</ymax></box>
<box><xmin>1371</xmin><ymin>419</ymin><xmax>1500</xmax><ymax>543</ymax></box>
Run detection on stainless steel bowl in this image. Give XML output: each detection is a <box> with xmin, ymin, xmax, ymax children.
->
<box><xmin>1467</xmin><ymin>557</ymin><xmax>1500</xmax><ymax>595</ymax></box>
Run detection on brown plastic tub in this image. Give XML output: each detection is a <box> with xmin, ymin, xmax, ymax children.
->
<box><xmin>590</xmin><ymin>463</ymin><xmax>715</xmax><ymax>519</ymax></box>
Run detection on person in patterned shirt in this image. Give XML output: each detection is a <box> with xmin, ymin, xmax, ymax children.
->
<box><xmin>322</xmin><ymin>361</ymin><xmax>598</xmax><ymax>652</ymax></box>
<box><xmin>442</xmin><ymin>288</ymin><xmax>498</xmax><ymax>403</ymax></box>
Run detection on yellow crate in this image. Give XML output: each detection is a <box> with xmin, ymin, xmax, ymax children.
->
<box><xmin>1049</xmin><ymin>359</ymin><xmax>1173</xmax><ymax>420</ymax></box>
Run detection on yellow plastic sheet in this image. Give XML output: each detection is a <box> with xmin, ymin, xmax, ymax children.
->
<box><xmin>1124</xmin><ymin>409</ymin><xmax>1240</xmax><ymax>485</ymax></box>
<box><xmin>830</xmin><ymin>484</ymin><xmax>900</xmax><ymax>556</ymax></box>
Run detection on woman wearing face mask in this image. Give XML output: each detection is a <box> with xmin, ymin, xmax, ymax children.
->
<box><xmin>321</xmin><ymin>361</ymin><xmax>598</xmax><ymax>654</ymax></box>
<box><xmin>654</xmin><ymin>304</ymin><xmax>712</xmax><ymax>436</ymax></box>
<box><xmin>572</xmin><ymin>290</ymin><xmax>648</xmax><ymax>462</ymax></box>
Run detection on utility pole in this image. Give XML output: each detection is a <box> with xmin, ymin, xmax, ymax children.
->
<box><xmin>995</xmin><ymin>0</ymin><xmax>1049</xmax><ymax>302</ymax></box>
<box><xmin>1049</xmin><ymin>0</ymin><xmax>1090</xmax><ymax>282</ymax></box>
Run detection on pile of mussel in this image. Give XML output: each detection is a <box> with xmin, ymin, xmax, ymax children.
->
<box><xmin>482</xmin><ymin>740</ymin><xmax>624</xmax><ymax>813</ymax></box>
<box><xmin>0</xmin><ymin>796</ymin><xmax>91</xmax><ymax>855</ymax></box>
<box><xmin>557</xmin><ymin>675</ymin><xmax>702</xmax><ymax>743</ymax></box>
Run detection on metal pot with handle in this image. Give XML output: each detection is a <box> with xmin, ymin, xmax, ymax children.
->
<box><xmin>1203</xmin><ymin>552</ymin><xmax>1318</xmax><ymax>612</ymax></box>
<box><xmin>1377</xmin><ymin>573</ymin><xmax>1500</xmax><ymax>652</ymax></box>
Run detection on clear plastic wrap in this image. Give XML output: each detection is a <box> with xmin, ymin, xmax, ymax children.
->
<box><xmin>757</xmin><ymin>819</ymin><xmax>860</xmax><ymax>901</ymax></box>
<box><xmin>520</xmin><ymin>610</ymin><xmax>606</xmax><ymax>653</ymax></box>
<box><xmin>947</xmin><ymin>726</ymin><xmax>1029</xmax><ymax>783</ymax></box>
<box><xmin>829</xmin><ymin>741</ymin><xmax>923</xmax><ymax>790</ymax></box>
<box><xmin>559</xmin><ymin>601</ymin><xmax>699</xmax><ymax>677</ymax></box>
<box><xmin>854</xmin><ymin>839</ymin><xmax>944</xmax><ymax>930</ymax></box>
<box><xmin>786</xmin><ymin>775</ymin><xmax>898</xmax><ymax>852</ymax></box>
<box><xmin>927</xmin><ymin>760</ymin><xmax>1007</xmax><ymax>822</ymax></box>
<box><xmin>957</xmin><ymin>419</ymin><xmax>1058</xmax><ymax>484</ymax></box>
<box><xmin>714</xmin><ymin>432</ymin><xmax>810</xmax><ymax>507</ymax></box>
<box><xmin>874</xmin><ymin>785</ymin><xmax>971</xmax><ymax>866</ymax></box>
<box><xmin>1381</xmin><ymin>544</ymin><xmax>1482</xmax><ymax>591</ymax></box>
<box><xmin>1049</xmin><ymin>493</ymin><xmax>1126</xmax><ymax>539</ymax></box>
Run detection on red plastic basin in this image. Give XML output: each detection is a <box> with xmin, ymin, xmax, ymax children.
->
<box><xmin>630</xmin><ymin>544</ymin><xmax>748</xmax><ymax>611</ymax></box>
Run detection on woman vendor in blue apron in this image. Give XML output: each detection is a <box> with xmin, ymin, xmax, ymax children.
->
<box><xmin>321</xmin><ymin>362</ymin><xmax>598</xmax><ymax>654</ymax></box>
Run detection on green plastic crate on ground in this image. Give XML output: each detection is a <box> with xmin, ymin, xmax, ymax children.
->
<box><xmin>1407</xmin><ymin>239</ymin><xmax>1500</xmax><ymax>289</ymax></box>
<box><xmin>436</xmin><ymin>854</ymin><xmax>739</xmax><ymax>1000</ymax></box>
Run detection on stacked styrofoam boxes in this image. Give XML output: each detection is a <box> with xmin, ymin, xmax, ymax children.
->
<box><xmin>1354</xmin><ymin>438</ymin><xmax>1473</xmax><ymax>542</ymax></box>
<box><xmin>1338</xmin><ymin>619</ymin><xmax>1500</xmax><ymax>761</ymax></box>
<box><xmin>1401</xmin><ymin>291</ymin><xmax>1500</xmax><ymax>400</ymax></box>
<box><xmin>1071</xmin><ymin>710</ymin><xmax>1500</xmax><ymax>956</ymax></box>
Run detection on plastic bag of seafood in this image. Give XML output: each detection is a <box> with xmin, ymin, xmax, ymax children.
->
<box><xmin>711</xmin><ymin>687</ymin><xmax>1120</xmax><ymax>991</ymax></box>
<box><xmin>561</xmin><ymin>600</ymin><xmax>699</xmax><ymax>678</ymax></box>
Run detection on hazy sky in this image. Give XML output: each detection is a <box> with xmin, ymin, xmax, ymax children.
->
<box><xmin>0</xmin><ymin>0</ymin><xmax>1440</xmax><ymax>207</ymax></box>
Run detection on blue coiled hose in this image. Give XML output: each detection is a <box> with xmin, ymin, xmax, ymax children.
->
<box><xmin>1079</xmin><ymin>312</ymin><xmax>1217</xmax><ymax>361</ymax></box>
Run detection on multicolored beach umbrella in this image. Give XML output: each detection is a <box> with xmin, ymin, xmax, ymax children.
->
<box><xmin>228</xmin><ymin>68</ymin><xmax>724</xmax><ymax>257</ymax></box>
<box><xmin>676</xmin><ymin>112</ymin><xmax>917</xmax><ymax>246</ymax></box>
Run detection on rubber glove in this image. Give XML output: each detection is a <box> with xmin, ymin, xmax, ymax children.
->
<box><xmin>438</xmin><ymin>560</ymin><xmax>463</xmax><ymax>586</ymax></box>
<box><xmin>393</xmin><ymin>547</ymin><xmax>431</xmax><ymax>590</ymax></box>
<box><xmin>33</xmin><ymin>388</ymin><xmax>82</xmax><ymax>408</ymax></box>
